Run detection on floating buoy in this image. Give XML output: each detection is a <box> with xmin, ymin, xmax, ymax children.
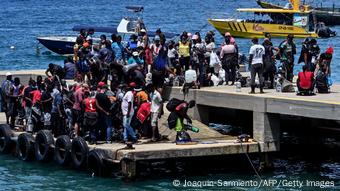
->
<box><xmin>10</xmin><ymin>46</ymin><xmax>15</xmax><ymax>49</ymax></box>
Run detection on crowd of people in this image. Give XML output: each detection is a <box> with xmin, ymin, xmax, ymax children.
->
<box><xmin>0</xmin><ymin>28</ymin><xmax>334</xmax><ymax>144</ymax></box>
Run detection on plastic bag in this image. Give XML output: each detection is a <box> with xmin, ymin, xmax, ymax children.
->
<box><xmin>209</xmin><ymin>51</ymin><xmax>220</xmax><ymax>67</ymax></box>
<box><xmin>327</xmin><ymin>76</ymin><xmax>333</xmax><ymax>86</ymax></box>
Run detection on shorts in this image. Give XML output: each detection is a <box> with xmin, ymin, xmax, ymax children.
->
<box><xmin>72</xmin><ymin>109</ymin><xmax>82</xmax><ymax>125</ymax></box>
<box><xmin>151</xmin><ymin>112</ymin><xmax>159</xmax><ymax>127</ymax></box>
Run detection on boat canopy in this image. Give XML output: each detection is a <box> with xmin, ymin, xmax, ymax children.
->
<box><xmin>72</xmin><ymin>26</ymin><xmax>118</xmax><ymax>34</ymax></box>
<box><xmin>125</xmin><ymin>6</ymin><xmax>144</xmax><ymax>13</ymax></box>
<box><xmin>237</xmin><ymin>8</ymin><xmax>310</xmax><ymax>14</ymax></box>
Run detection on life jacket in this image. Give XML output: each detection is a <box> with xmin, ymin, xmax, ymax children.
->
<box><xmin>84</xmin><ymin>98</ymin><xmax>96</xmax><ymax>112</ymax></box>
<box><xmin>178</xmin><ymin>41</ymin><xmax>190</xmax><ymax>57</ymax></box>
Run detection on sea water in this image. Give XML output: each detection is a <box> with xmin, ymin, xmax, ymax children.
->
<box><xmin>1</xmin><ymin>0</ymin><xmax>340</xmax><ymax>190</ymax></box>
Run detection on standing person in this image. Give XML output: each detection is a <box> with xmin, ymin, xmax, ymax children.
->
<box><xmin>298</xmin><ymin>38</ymin><xmax>320</xmax><ymax>72</ymax></box>
<box><xmin>72</xmin><ymin>84</ymin><xmax>88</xmax><ymax>137</ymax></box>
<box><xmin>278</xmin><ymin>34</ymin><xmax>296</xmax><ymax>82</ymax></box>
<box><xmin>64</xmin><ymin>57</ymin><xmax>76</xmax><ymax>80</ymax></box>
<box><xmin>178</xmin><ymin>34</ymin><xmax>191</xmax><ymax>71</ymax></box>
<box><xmin>262</xmin><ymin>38</ymin><xmax>277</xmax><ymax>89</ymax></box>
<box><xmin>51</xmin><ymin>87</ymin><xmax>65</xmax><ymax>136</ymax></box>
<box><xmin>112</xmin><ymin>35</ymin><xmax>126</xmax><ymax>65</ymax></box>
<box><xmin>82</xmin><ymin>91</ymin><xmax>98</xmax><ymax>144</ymax></box>
<box><xmin>204</xmin><ymin>33</ymin><xmax>216</xmax><ymax>73</ymax></box>
<box><xmin>8</xmin><ymin>77</ymin><xmax>21</xmax><ymax>128</ymax></box>
<box><xmin>23</xmin><ymin>80</ymin><xmax>35</xmax><ymax>130</ymax></box>
<box><xmin>192</xmin><ymin>34</ymin><xmax>206</xmax><ymax>86</ymax></box>
<box><xmin>248</xmin><ymin>37</ymin><xmax>265</xmax><ymax>94</ymax></box>
<box><xmin>1</xmin><ymin>72</ymin><xmax>13</xmax><ymax>125</ymax></box>
<box><xmin>95</xmin><ymin>84</ymin><xmax>113</xmax><ymax>143</ymax></box>
<box><xmin>149</xmin><ymin>85</ymin><xmax>163</xmax><ymax>142</ymax></box>
<box><xmin>156</xmin><ymin>28</ymin><xmax>166</xmax><ymax>45</ymax></box>
<box><xmin>121</xmin><ymin>83</ymin><xmax>137</xmax><ymax>143</ymax></box>
<box><xmin>41</xmin><ymin>85</ymin><xmax>53</xmax><ymax>130</ymax></box>
<box><xmin>220</xmin><ymin>38</ymin><xmax>237</xmax><ymax>85</ymax></box>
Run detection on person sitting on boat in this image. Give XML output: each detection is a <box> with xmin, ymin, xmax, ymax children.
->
<box><xmin>99</xmin><ymin>34</ymin><xmax>107</xmax><ymax>49</ymax></box>
<box><xmin>220</xmin><ymin>37</ymin><xmax>237</xmax><ymax>86</ymax></box>
<box><xmin>78</xmin><ymin>29</ymin><xmax>86</xmax><ymax>42</ymax></box>
<box><xmin>86</xmin><ymin>28</ymin><xmax>95</xmax><ymax>42</ymax></box>
<box><xmin>298</xmin><ymin>38</ymin><xmax>320</xmax><ymax>72</ymax></box>
<box><xmin>73</xmin><ymin>37</ymin><xmax>84</xmax><ymax>63</ymax></box>
<box><xmin>297</xmin><ymin>65</ymin><xmax>314</xmax><ymax>95</ymax></box>
<box><xmin>277</xmin><ymin>34</ymin><xmax>296</xmax><ymax>82</ymax></box>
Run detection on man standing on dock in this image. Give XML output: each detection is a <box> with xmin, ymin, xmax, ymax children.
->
<box><xmin>248</xmin><ymin>37</ymin><xmax>265</xmax><ymax>94</ymax></box>
<box><xmin>121</xmin><ymin>83</ymin><xmax>137</xmax><ymax>143</ymax></box>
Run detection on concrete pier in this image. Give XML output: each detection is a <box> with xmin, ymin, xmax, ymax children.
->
<box><xmin>167</xmin><ymin>85</ymin><xmax>340</xmax><ymax>152</ymax></box>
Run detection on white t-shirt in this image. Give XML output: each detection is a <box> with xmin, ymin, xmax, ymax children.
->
<box><xmin>249</xmin><ymin>44</ymin><xmax>265</xmax><ymax>65</ymax></box>
<box><xmin>150</xmin><ymin>90</ymin><xmax>162</xmax><ymax>113</ymax></box>
<box><xmin>121</xmin><ymin>91</ymin><xmax>134</xmax><ymax>116</ymax></box>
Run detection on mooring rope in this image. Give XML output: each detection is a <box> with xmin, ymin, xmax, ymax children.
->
<box><xmin>240</xmin><ymin>142</ymin><xmax>262</xmax><ymax>180</ymax></box>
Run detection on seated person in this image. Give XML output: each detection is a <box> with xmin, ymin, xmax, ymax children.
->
<box><xmin>297</xmin><ymin>65</ymin><xmax>314</xmax><ymax>95</ymax></box>
<box><xmin>127</xmin><ymin>51</ymin><xmax>144</xmax><ymax>65</ymax></box>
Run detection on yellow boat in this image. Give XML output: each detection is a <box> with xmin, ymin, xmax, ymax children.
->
<box><xmin>208</xmin><ymin>0</ymin><xmax>318</xmax><ymax>38</ymax></box>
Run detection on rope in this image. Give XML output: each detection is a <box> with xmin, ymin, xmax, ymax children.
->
<box><xmin>240</xmin><ymin>142</ymin><xmax>262</xmax><ymax>180</ymax></box>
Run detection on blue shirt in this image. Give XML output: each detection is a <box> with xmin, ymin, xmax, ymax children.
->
<box><xmin>128</xmin><ymin>57</ymin><xmax>144</xmax><ymax>65</ymax></box>
<box><xmin>51</xmin><ymin>93</ymin><xmax>62</xmax><ymax>113</ymax></box>
<box><xmin>111</xmin><ymin>42</ymin><xmax>125</xmax><ymax>60</ymax></box>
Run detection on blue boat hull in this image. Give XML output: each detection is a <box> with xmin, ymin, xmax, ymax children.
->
<box><xmin>37</xmin><ymin>37</ymin><xmax>75</xmax><ymax>55</ymax></box>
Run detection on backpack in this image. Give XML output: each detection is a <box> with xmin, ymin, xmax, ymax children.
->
<box><xmin>166</xmin><ymin>98</ymin><xmax>185</xmax><ymax>112</ymax></box>
<box><xmin>167</xmin><ymin>112</ymin><xmax>178</xmax><ymax>129</ymax></box>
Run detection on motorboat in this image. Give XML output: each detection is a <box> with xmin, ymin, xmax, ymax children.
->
<box><xmin>37</xmin><ymin>6</ymin><xmax>178</xmax><ymax>55</ymax></box>
<box><xmin>208</xmin><ymin>0</ymin><xmax>318</xmax><ymax>38</ymax></box>
<box><xmin>257</xmin><ymin>0</ymin><xmax>340</xmax><ymax>26</ymax></box>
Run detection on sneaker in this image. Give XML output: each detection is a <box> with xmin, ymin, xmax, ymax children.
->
<box><xmin>249</xmin><ymin>91</ymin><xmax>255</xmax><ymax>94</ymax></box>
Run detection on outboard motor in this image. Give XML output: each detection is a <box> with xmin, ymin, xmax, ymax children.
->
<box><xmin>316</xmin><ymin>22</ymin><xmax>337</xmax><ymax>38</ymax></box>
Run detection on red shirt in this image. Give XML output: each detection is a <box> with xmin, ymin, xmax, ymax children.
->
<box><xmin>298</xmin><ymin>71</ymin><xmax>314</xmax><ymax>89</ymax></box>
<box><xmin>84</xmin><ymin>98</ymin><xmax>96</xmax><ymax>112</ymax></box>
<box><xmin>31</xmin><ymin>90</ymin><xmax>41</xmax><ymax>105</ymax></box>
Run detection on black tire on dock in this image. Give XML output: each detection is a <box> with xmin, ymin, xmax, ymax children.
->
<box><xmin>87</xmin><ymin>150</ymin><xmax>111</xmax><ymax>177</ymax></box>
<box><xmin>71</xmin><ymin>137</ymin><xmax>88</xmax><ymax>169</ymax></box>
<box><xmin>54</xmin><ymin>135</ymin><xmax>71</xmax><ymax>166</ymax></box>
<box><xmin>0</xmin><ymin>124</ymin><xmax>14</xmax><ymax>154</ymax></box>
<box><xmin>34</xmin><ymin>130</ymin><xmax>54</xmax><ymax>162</ymax></box>
<box><xmin>16</xmin><ymin>133</ymin><xmax>35</xmax><ymax>161</ymax></box>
